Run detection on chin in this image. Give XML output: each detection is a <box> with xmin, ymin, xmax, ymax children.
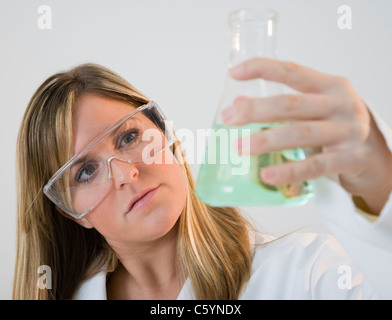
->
<box><xmin>142</xmin><ymin>205</ymin><xmax>182</xmax><ymax>241</ymax></box>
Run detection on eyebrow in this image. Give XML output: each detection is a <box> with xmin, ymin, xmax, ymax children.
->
<box><xmin>69</xmin><ymin>114</ymin><xmax>143</xmax><ymax>169</ymax></box>
<box><xmin>70</xmin><ymin>155</ymin><xmax>88</xmax><ymax>169</ymax></box>
<box><xmin>109</xmin><ymin>122</ymin><xmax>124</xmax><ymax>138</ymax></box>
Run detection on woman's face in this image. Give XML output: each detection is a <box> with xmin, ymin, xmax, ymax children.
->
<box><xmin>71</xmin><ymin>93</ymin><xmax>187</xmax><ymax>246</ymax></box>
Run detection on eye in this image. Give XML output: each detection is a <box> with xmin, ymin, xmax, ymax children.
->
<box><xmin>116</xmin><ymin>129</ymin><xmax>140</xmax><ymax>149</ymax></box>
<box><xmin>75</xmin><ymin>163</ymin><xmax>97</xmax><ymax>184</ymax></box>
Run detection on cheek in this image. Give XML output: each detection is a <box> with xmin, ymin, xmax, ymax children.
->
<box><xmin>159</xmin><ymin>159</ymin><xmax>188</xmax><ymax>208</ymax></box>
<box><xmin>84</xmin><ymin>204</ymin><xmax>125</xmax><ymax>239</ymax></box>
<box><xmin>134</xmin><ymin>162</ymin><xmax>188</xmax><ymax>238</ymax></box>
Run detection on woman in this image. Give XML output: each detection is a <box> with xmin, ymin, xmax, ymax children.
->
<box><xmin>13</xmin><ymin>59</ymin><xmax>392</xmax><ymax>300</ymax></box>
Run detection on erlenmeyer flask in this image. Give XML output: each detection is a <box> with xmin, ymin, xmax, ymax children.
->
<box><xmin>196</xmin><ymin>8</ymin><xmax>314</xmax><ymax>207</ymax></box>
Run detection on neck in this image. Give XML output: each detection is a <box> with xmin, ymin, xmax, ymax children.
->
<box><xmin>106</xmin><ymin>222</ymin><xmax>185</xmax><ymax>299</ymax></box>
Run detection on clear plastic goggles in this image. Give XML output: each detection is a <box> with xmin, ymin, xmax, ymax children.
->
<box><xmin>43</xmin><ymin>101</ymin><xmax>175</xmax><ymax>219</ymax></box>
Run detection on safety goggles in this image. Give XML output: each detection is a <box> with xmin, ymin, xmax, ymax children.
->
<box><xmin>43</xmin><ymin>101</ymin><xmax>175</xmax><ymax>219</ymax></box>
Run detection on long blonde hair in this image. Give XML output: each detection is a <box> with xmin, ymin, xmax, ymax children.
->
<box><xmin>13</xmin><ymin>63</ymin><xmax>252</xmax><ymax>300</ymax></box>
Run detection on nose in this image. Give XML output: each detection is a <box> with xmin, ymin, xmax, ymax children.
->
<box><xmin>107</xmin><ymin>157</ymin><xmax>139</xmax><ymax>189</ymax></box>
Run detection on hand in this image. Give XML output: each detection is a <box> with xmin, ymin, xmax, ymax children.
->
<box><xmin>222</xmin><ymin>58</ymin><xmax>392</xmax><ymax>215</ymax></box>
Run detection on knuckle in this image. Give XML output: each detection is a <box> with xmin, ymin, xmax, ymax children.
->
<box><xmin>347</xmin><ymin>97</ymin><xmax>362</xmax><ymax>114</ymax></box>
<box><xmin>284</xmin><ymin>61</ymin><xmax>300</xmax><ymax>73</ymax></box>
<box><xmin>283</xmin><ymin>94</ymin><xmax>301</xmax><ymax>113</ymax></box>
<box><xmin>297</xmin><ymin>123</ymin><xmax>312</xmax><ymax>137</ymax></box>
<box><xmin>353</xmin><ymin>100</ymin><xmax>369</xmax><ymax>120</ymax></box>
<box><xmin>282</xmin><ymin>62</ymin><xmax>300</xmax><ymax>85</ymax></box>
<box><xmin>334</xmin><ymin>77</ymin><xmax>366</xmax><ymax>115</ymax></box>
<box><xmin>358</xmin><ymin>122</ymin><xmax>370</xmax><ymax>141</ymax></box>
<box><xmin>337</xmin><ymin>93</ymin><xmax>363</xmax><ymax>119</ymax></box>
<box><xmin>309</xmin><ymin>157</ymin><xmax>326</xmax><ymax>174</ymax></box>
<box><xmin>336</xmin><ymin>76</ymin><xmax>352</xmax><ymax>90</ymax></box>
<box><xmin>254</xmin><ymin>130</ymin><xmax>269</xmax><ymax>147</ymax></box>
<box><xmin>349</xmin><ymin>122</ymin><xmax>370</xmax><ymax>142</ymax></box>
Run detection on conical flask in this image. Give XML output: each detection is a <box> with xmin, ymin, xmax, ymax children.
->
<box><xmin>196</xmin><ymin>8</ymin><xmax>314</xmax><ymax>207</ymax></box>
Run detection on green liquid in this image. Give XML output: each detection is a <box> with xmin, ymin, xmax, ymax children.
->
<box><xmin>195</xmin><ymin>124</ymin><xmax>314</xmax><ymax>207</ymax></box>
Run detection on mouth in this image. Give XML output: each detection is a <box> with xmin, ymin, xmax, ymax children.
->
<box><xmin>126</xmin><ymin>186</ymin><xmax>159</xmax><ymax>214</ymax></box>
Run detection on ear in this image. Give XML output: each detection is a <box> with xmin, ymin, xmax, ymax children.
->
<box><xmin>56</xmin><ymin>207</ymin><xmax>94</xmax><ymax>229</ymax></box>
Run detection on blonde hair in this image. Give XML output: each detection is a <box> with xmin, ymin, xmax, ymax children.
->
<box><xmin>13</xmin><ymin>63</ymin><xmax>253</xmax><ymax>300</ymax></box>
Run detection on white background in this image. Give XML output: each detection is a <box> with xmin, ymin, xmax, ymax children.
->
<box><xmin>0</xmin><ymin>0</ymin><xmax>391</xmax><ymax>299</ymax></box>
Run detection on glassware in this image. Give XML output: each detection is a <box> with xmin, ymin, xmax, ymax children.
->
<box><xmin>196</xmin><ymin>8</ymin><xmax>314</xmax><ymax>207</ymax></box>
<box><xmin>44</xmin><ymin>102</ymin><xmax>175</xmax><ymax>219</ymax></box>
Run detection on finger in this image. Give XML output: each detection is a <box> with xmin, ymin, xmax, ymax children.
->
<box><xmin>230</xmin><ymin>58</ymin><xmax>341</xmax><ymax>93</ymax></box>
<box><xmin>222</xmin><ymin>94</ymin><xmax>341</xmax><ymax>126</ymax></box>
<box><xmin>259</xmin><ymin>150</ymin><xmax>360</xmax><ymax>185</ymax></box>
<box><xmin>234</xmin><ymin>121</ymin><xmax>354</xmax><ymax>156</ymax></box>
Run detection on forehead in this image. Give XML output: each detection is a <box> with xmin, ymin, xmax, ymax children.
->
<box><xmin>72</xmin><ymin>93</ymin><xmax>137</xmax><ymax>154</ymax></box>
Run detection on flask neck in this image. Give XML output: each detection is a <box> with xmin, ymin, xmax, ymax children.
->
<box><xmin>228</xmin><ymin>9</ymin><xmax>278</xmax><ymax>68</ymax></box>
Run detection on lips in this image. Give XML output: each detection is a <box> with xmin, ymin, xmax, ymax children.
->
<box><xmin>126</xmin><ymin>186</ymin><xmax>159</xmax><ymax>214</ymax></box>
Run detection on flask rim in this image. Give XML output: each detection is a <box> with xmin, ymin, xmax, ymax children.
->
<box><xmin>228</xmin><ymin>8</ymin><xmax>278</xmax><ymax>25</ymax></box>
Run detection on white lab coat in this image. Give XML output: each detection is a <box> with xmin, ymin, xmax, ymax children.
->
<box><xmin>74</xmin><ymin>107</ymin><xmax>392</xmax><ymax>300</ymax></box>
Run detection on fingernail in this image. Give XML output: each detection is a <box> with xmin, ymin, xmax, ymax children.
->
<box><xmin>233</xmin><ymin>136</ymin><xmax>250</xmax><ymax>155</ymax></box>
<box><xmin>261</xmin><ymin>167</ymin><xmax>279</xmax><ymax>182</ymax></box>
<box><xmin>233</xmin><ymin>96</ymin><xmax>249</xmax><ymax>105</ymax></box>
<box><xmin>230</xmin><ymin>63</ymin><xmax>244</xmax><ymax>78</ymax></box>
<box><xmin>221</xmin><ymin>106</ymin><xmax>236</xmax><ymax>123</ymax></box>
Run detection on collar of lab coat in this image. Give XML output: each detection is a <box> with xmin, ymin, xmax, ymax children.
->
<box><xmin>73</xmin><ymin>231</ymin><xmax>275</xmax><ymax>300</ymax></box>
